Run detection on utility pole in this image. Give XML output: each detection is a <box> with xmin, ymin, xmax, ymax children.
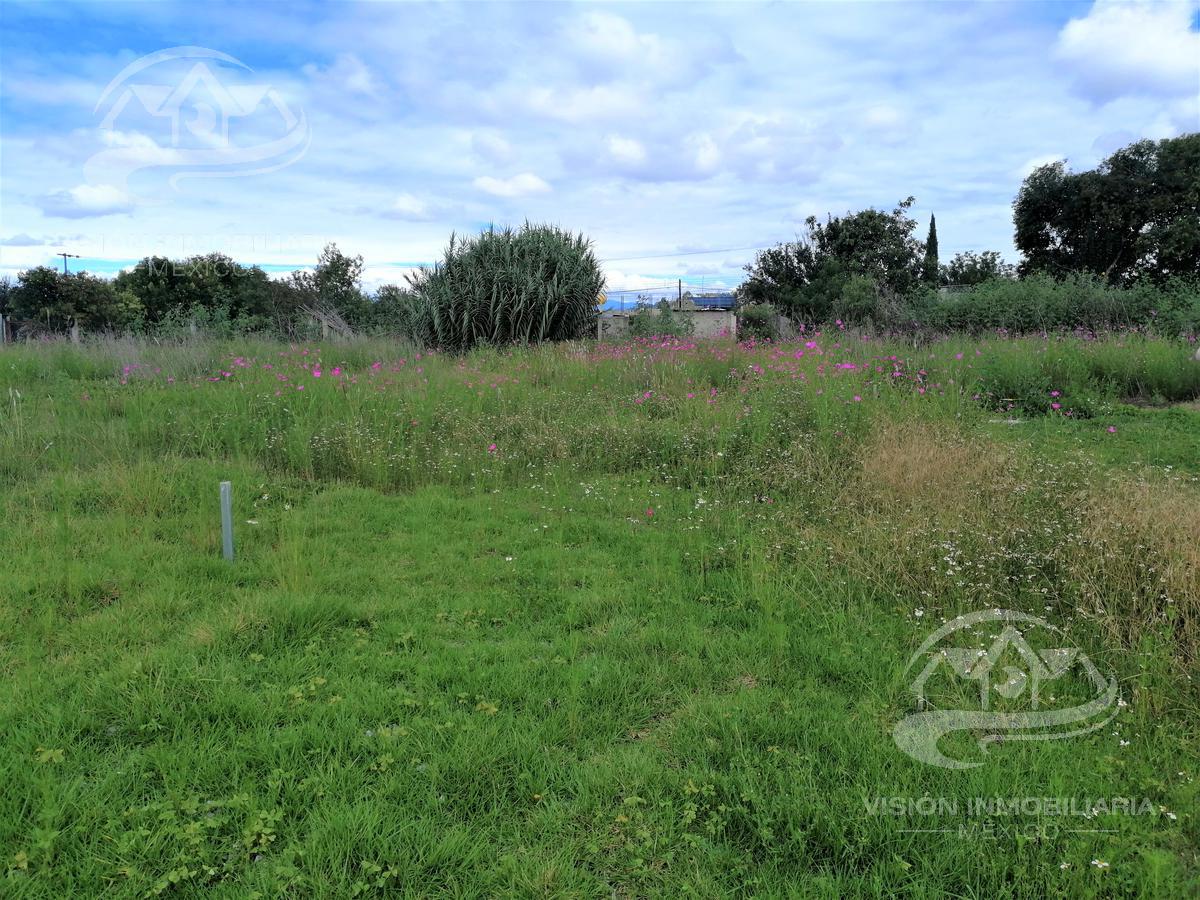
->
<box><xmin>57</xmin><ymin>252</ymin><xmax>80</xmax><ymax>274</ymax></box>
<box><xmin>677</xmin><ymin>279</ymin><xmax>682</xmax><ymax>310</ymax></box>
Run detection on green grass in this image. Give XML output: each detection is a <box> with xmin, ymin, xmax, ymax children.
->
<box><xmin>1</xmin><ymin>334</ymin><xmax>1197</xmax><ymax>897</ymax></box>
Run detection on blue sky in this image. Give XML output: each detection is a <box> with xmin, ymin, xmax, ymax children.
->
<box><xmin>1</xmin><ymin>1</ymin><xmax>1197</xmax><ymax>295</ymax></box>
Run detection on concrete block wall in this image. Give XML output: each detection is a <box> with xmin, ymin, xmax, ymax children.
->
<box><xmin>598</xmin><ymin>309</ymin><xmax>736</xmax><ymax>340</ymax></box>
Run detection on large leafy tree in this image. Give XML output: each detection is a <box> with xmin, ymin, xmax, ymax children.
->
<box><xmin>740</xmin><ymin>197</ymin><xmax>924</xmax><ymax>323</ymax></box>
<box><xmin>114</xmin><ymin>254</ymin><xmax>275</xmax><ymax>325</ymax></box>
<box><xmin>288</xmin><ymin>243</ymin><xmax>372</xmax><ymax>327</ymax></box>
<box><xmin>9</xmin><ymin>266</ymin><xmax>139</xmax><ymax>332</ymax></box>
<box><xmin>1013</xmin><ymin>133</ymin><xmax>1200</xmax><ymax>284</ymax></box>
<box><xmin>0</xmin><ymin>275</ymin><xmax>14</xmax><ymax>317</ymax></box>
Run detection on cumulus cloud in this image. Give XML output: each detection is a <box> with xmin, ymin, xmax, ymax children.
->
<box><xmin>303</xmin><ymin>52</ymin><xmax>378</xmax><ymax>96</ymax></box>
<box><xmin>713</xmin><ymin>114</ymin><xmax>837</xmax><ymax>182</ymax></box>
<box><xmin>524</xmin><ymin>83</ymin><xmax>643</xmax><ymax>124</ymax></box>
<box><xmin>686</xmin><ymin>133</ymin><xmax>722</xmax><ymax>176</ymax></box>
<box><xmin>1</xmin><ymin>0</ymin><xmax>1192</xmax><ymax>285</ymax></box>
<box><xmin>605</xmin><ymin>134</ymin><xmax>647</xmax><ymax>167</ymax></box>
<box><xmin>373</xmin><ymin>192</ymin><xmax>461</xmax><ymax>222</ymax></box>
<box><xmin>566</xmin><ymin>10</ymin><xmax>737</xmax><ymax>87</ymax></box>
<box><xmin>1056</xmin><ymin>1</ymin><xmax>1200</xmax><ymax>103</ymax></box>
<box><xmin>471</xmin><ymin>131</ymin><xmax>514</xmax><ymax>164</ymax></box>
<box><xmin>569</xmin><ymin>11</ymin><xmax>676</xmax><ymax>83</ymax></box>
<box><xmin>1016</xmin><ymin>153</ymin><xmax>1066</xmax><ymax>178</ymax></box>
<box><xmin>384</xmin><ymin>193</ymin><xmax>434</xmax><ymax>221</ymax></box>
<box><xmin>860</xmin><ymin>105</ymin><xmax>914</xmax><ymax>146</ymax></box>
<box><xmin>39</xmin><ymin>184</ymin><xmax>135</xmax><ymax>218</ymax></box>
<box><xmin>472</xmin><ymin>172</ymin><xmax>551</xmax><ymax>197</ymax></box>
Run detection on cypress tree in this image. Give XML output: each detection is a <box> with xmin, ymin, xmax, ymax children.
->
<box><xmin>923</xmin><ymin>214</ymin><xmax>939</xmax><ymax>284</ymax></box>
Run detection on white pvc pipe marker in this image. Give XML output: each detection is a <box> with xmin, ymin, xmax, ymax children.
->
<box><xmin>220</xmin><ymin>481</ymin><xmax>234</xmax><ymax>561</ymax></box>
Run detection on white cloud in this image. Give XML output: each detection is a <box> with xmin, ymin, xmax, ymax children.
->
<box><xmin>0</xmin><ymin>233</ymin><xmax>49</xmax><ymax>247</ymax></box>
<box><xmin>471</xmin><ymin>131</ymin><xmax>513</xmax><ymax>164</ymax></box>
<box><xmin>860</xmin><ymin>105</ymin><xmax>913</xmax><ymax>145</ymax></box>
<box><xmin>472</xmin><ymin>172</ymin><xmax>551</xmax><ymax>197</ymax></box>
<box><xmin>572</xmin><ymin>12</ymin><xmax>665</xmax><ymax>65</ymax></box>
<box><xmin>386</xmin><ymin>193</ymin><xmax>432</xmax><ymax>221</ymax></box>
<box><xmin>1</xmin><ymin>1</ymin><xmax>1192</xmax><ymax>285</ymax></box>
<box><xmin>566</xmin><ymin>10</ymin><xmax>734</xmax><ymax>87</ymax></box>
<box><xmin>606</xmin><ymin>135</ymin><xmax>647</xmax><ymax>166</ymax></box>
<box><xmin>303</xmin><ymin>52</ymin><xmax>378</xmax><ymax>96</ymax></box>
<box><xmin>524</xmin><ymin>83</ymin><xmax>643</xmax><ymax>123</ymax></box>
<box><xmin>1016</xmin><ymin>153</ymin><xmax>1066</xmax><ymax>178</ymax></box>
<box><xmin>686</xmin><ymin>133</ymin><xmax>722</xmax><ymax>175</ymax></box>
<box><xmin>39</xmin><ymin>184</ymin><xmax>135</xmax><ymax>218</ymax></box>
<box><xmin>1056</xmin><ymin>1</ymin><xmax>1200</xmax><ymax>102</ymax></box>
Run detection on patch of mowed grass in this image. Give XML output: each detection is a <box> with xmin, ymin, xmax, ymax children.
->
<box><xmin>1</xmin><ymin>334</ymin><xmax>1198</xmax><ymax>896</ymax></box>
<box><xmin>986</xmin><ymin>403</ymin><xmax>1200</xmax><ymax>474</ymax></box>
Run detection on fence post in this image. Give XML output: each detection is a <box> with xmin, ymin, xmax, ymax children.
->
<box><xmin>220</xmin><ymin>481</ymin><xmax>234</xmax><ymax>561</ymax></box>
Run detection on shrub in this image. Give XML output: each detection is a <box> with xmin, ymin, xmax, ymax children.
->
<box><xmin>972</xmin><ymin>334</ymin><xmax>1200</xmax><ymax>416</ymax></box>
<box><xmin>403</xmin><ymin>224</ymin><xmax>604</xmax><ymax>351</ymax></box>
<box><xmin>905</xmin><ymin>274</ymin><xmax>1200</xmax><ymax>337</ymax></box>
<box><xmin>832</xmin><ymin>275</ymin><xmax>906</xmax><ymax>328</ymax></box>
<box><xmin>737</xmin><ymin>303</ymin><xmax>779</xmax><ymax>341</ymax></box>
<box><xmin>627</xmin><ymin>301</ymin><xmax>695</xmax><ymax>339</ymax></box>
<box><xmin>832</xmin><ymin>275</ymin><xmax>881</xmax><ymax>324</ymax></box>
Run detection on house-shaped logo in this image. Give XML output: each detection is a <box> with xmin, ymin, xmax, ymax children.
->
<box><xmin>88</xmin><ymin>46</ymin><xmax>309</xmax><ymax>196</ymax></box>
<box><xmin>894</xmin><ymin>608</ymin><xmax>1118</xmax><ymax>769</ymax></box>
<box><xmin>910</xmin><ymin>624</ymin><xmax>1078</xmax><ymax>711</ymax></box>
<box><xmin>109</xmin><ymin>62</ymin><xmax>291</xmax><ymax>146</ymax></box>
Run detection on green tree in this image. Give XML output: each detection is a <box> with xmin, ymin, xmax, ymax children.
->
<box><xmin>0</xmin><ymin>275</ymin><xmax>13</xmax><ymax>316</ymax></box>
<box><xmin>368</xmin><ymin>284</ymin><xmax>417</xmax><ymax>333</ymax></box>
<box><xmin>941</xmin><ymin>251</ymin><xmax>1015</xmax><ymax>286</ymax></box>
<box><xmin>10</xmin><ymin>267</ymin><xmax>136</xmax><ymax>332</ymax></box>
<box><xmin>9</xmin><ymin>266</ymin><xmax>65</xmax><ymax>330</ymax></box>
<box><xmin>113</xmin><ymin>257</ymin><xmax>181</xmax><ymax>324</ymax></box>
<box><xmin>289</xmin><ymin>243</ymin><xmax>371</xmax><ymax>327</ymax></box>
<box><xmin>923</xmin><ymin>214</ymin><xmax>938</xmax><ymax>284</ymax></box>
<box><xmin>115</xmin><ymin>254</ymin><xmax>276</xmax><ymax>328</ymax></box>
<box><xmin>1014</xmin><ymin>133</ymin><xmax>1200</xmax><ymax>284</ymax></box>
<box><xmin>741</xmin><ymin>198</ymin><xmax>923</xmax><ymax>324</ymax></box>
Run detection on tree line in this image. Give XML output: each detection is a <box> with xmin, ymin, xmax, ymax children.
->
<box><xmin>1</xmin><ymin>133</ymin><xmax>1196</xmax><ymax>343</ymax></box>
<box><xmin>738</xmin><ymin>134</ymin><xmax>1199</xmax><ymax>331</ymax></box>
<box><xmin>0</xmin><ymin>243</ymin><xmax>408</xmax><ymax>339</ymax></box>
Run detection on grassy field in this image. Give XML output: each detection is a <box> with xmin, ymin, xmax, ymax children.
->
<box><xmin>1</xmin><ymin>332</ymin><xmax>1198</xmax><ymax>897</ymax></box>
